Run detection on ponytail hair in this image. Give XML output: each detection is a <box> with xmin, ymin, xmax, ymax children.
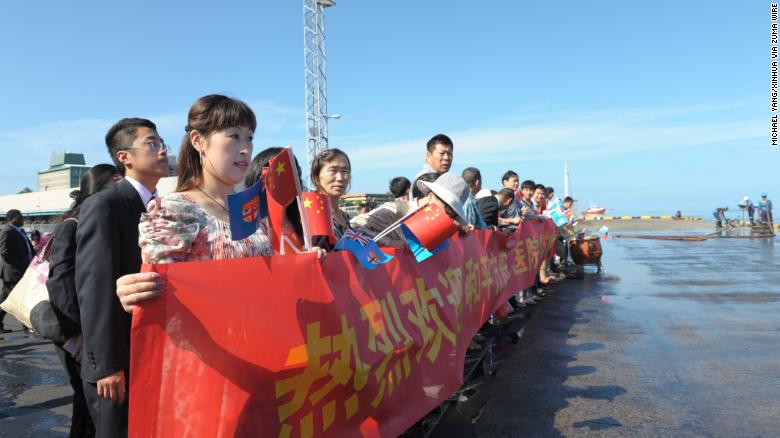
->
<box><xmin>63</xmin><ymin>163</ymin><xmax>119</xmax><ymax>219</ymax></box>
<box><xmin>176</xmin><ymin>94</ymin><xmax>257</xmax><ymax>192</ymax></box>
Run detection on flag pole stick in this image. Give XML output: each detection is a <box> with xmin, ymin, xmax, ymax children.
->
<box><xmin>288</xmin><ymin>147</ymin><xmax>313</xmax><ymax>251</ymax></box>
<box><xmin>372</xmin><ymin>210</ymin><xmax>414</xmax><ymax>242</ymax></box>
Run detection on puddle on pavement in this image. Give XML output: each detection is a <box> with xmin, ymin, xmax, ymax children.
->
<box><xmin>589</xmin><ymin>235</ymin><xmax>780</xmax><ymax>339</ymax></box>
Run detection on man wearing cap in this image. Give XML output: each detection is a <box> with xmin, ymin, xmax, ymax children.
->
<box><xmin>741</xmin><ymin>196</ymin><xmax>755</xmax><ymax>225</ymax></box>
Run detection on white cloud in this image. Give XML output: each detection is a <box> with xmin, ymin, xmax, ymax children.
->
<box><xmin>343</xmin><ymin>102</ymin><xmax>763</xmax><ymax>170</ymax></box>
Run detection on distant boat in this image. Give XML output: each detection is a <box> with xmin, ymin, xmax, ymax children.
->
<box><xmin>583</xmin><ymin>206</ymin><xmax>607</xmax><ymax>216</ymax></box>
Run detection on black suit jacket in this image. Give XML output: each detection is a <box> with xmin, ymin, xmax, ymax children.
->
<box><xmin>75</xmin><ymin>179</ymin><xmax>145</xmax><ymax>382</ymax></box>
<box><xmin>45</xmin><ymin>219</ymin><xmax>82</xmax><ymax>340</ymax></box>
<box><xmin>0</xmin><ymin>223</ymin><xmax>32</xmax><ymax>288</ymax></box>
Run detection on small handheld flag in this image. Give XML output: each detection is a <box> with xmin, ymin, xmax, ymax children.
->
<box><xmin>334</xmin><ymin>229</ymin><xmax>393</xmax><ymax>270</ymax></box>
<box><xmin>265</xmin><ymin>148</ymin><xmax>298</xmax><ymax>206</ymax></box>
<box><xmin>544</xmin><ymin>197</ymin><xmax>571</xmax><ymax>227</ymax></box>
<box><xmin>264</xmin><ymin>147</ymin><xmax>307</xmax><ymax>252</ymax></box>
<box><xmin>401</xmin><ymin>203</ymin><xmax>459</xmax><ymax>250</ymax></box>
<box><xmin>400</xmin><ymin>203</ymin><xmax>458</xmax><ymax>263</ymax></box>
<box><xmin>227</xmin><ymin>180</ymin><xmax>267</xmax><ymax>241</ymax></box>
<box><xmin>301</xmin><ymin>192</ymin><xmax>335</xmax><ymax>243</ymax></box>
<box><xmin>401</xmin><ymin>225</ymin><xmax>449</xmax><ymax>262</ymax></box>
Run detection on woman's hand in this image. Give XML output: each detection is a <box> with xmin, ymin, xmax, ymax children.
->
<box><xmin>116</xmin><ymin>272</ymin><xmax>164</xmax><ymax>313</ymax></box>
<box><xmin>309</xmin><ymin>246</ymin><xmax>327</xmax><ymax>260</ymax></box>
<box><xmin>456</xmin><ymin>221</ymin><xmax>472</xmax><ymax>235</ymax></box>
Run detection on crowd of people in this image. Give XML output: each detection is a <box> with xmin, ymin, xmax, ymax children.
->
<box><xmin>0</xmin><ymin>94</ymin><xmax>577</xmax><ymax>438</ymax></box>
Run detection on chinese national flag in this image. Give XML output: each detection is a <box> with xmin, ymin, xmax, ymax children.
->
<box><xmin>401</xmin><ymin>203</ymin><xmax>459</xmax><ymax>250</ymax></box>
<box><xmin>265</xmin><ymin>148</ymin><xmax>298</xmax><ymax>206</ymax></box>
<box><xmin>302</xmin><ymin>192</ymin><xmax>334</xmax><ymax>242</ymax></box>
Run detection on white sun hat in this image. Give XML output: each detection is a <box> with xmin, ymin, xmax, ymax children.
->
<box><xmin>416</xmin><ymin>173</ymin><xmax>469</xmax><ymax>221</ymax></box>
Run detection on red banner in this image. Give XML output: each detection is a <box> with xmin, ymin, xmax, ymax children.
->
<box><xmin>129</xmin><ymin>220</ymin><xmax>557</xmax><ymax>437</ymax></box>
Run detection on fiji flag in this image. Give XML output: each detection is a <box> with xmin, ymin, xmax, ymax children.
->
<box><xmin>227</xmin><ymin>180</ymin><xmax>268</xmax><ymax>240</ymax></box>
<box><xmin>334</xmin><ymin>229</ymin><xmax>393</xmax><ymax>270</ymax></box>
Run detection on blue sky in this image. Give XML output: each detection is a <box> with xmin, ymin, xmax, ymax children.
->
<box><xmin>0</xmin><ymin>1</ymin><xmax>773</xmax><ymax>216</ymax></box>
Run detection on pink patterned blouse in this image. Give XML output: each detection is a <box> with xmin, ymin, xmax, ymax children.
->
<box><xmin>139</xmin><ymin>192</ymin><xmax>273</xmax><ymax>264</ymax></box>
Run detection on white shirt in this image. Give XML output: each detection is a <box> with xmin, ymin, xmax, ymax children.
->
<box><xmin>475</xmin><ymin>188</ymin><xmax>493</xmax><ymax>200</ymax></box>
<box><xmin>124</xmin><ymin>176</ymin><xmax>157</xmax><ymax>211</ymax></box>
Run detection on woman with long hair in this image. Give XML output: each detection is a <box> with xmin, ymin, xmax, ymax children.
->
<box><xmin>139</xmin><ymin>94</ymin><xmax>272</xmax><ymax>263</ymax></box>
<box><xmin>46</xmin><ymin>163</ymin><xmax>120</xmax><ymax>438</ymax></box>
<box><xmin>117</xmin><ymin>96</ymin><xmax>331</xmax><ymax>311</ymax></box>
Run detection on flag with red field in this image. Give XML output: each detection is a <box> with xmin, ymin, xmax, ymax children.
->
<box><xmin>402</xmin><ymin>203</ymin><xmax>459</xmax><ymax>250</ymax></box>
<box><xmin>264</xmin><ymin>148</ymin><xmax>298</xmax><ymax>206</ymax></box>
<box><xmin>400</xmin><ymin>203</ymin><xmax>459</xmax><ymax>262</ymax></box>
<box><xmin>301</xmin><ymin>192</ymin><xmax>334</xmax><ymax>243</ymax></box>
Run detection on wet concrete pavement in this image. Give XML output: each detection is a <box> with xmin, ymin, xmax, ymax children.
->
<box><xmin>1</xmin><ymin>229</ymin><xmax>778</xmax><ymax>437</ymax></box>
<box><xmin>0</xmin><ymin>323</ymin><xmax>71</xmax><ymax>437</ymax></box>
<box><xmin>433</xmin><ymin>230</ymin><xmax>779</xmax><ymax>437</ymax></box>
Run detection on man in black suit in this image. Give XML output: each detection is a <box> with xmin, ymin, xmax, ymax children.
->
<box><xmin>75</xmin><ymin>118</ymin><xmax>169</xmax><ymax>437</ymax></box>
<box><xmin>0</xmin><ymin>209</ymin><xmax>34</xmax><ymax>333</ymax></box>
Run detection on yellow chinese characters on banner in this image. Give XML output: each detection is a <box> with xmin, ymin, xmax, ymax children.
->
<box><xmin>129</xmin><ymin>221</ymin><xmax>558</xmax><ymax>438</ymax></box>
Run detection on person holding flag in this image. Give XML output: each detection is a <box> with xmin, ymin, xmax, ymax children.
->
<box><xmin>244</xmin><ymin>147</ymin><xmax>326</xmax><ymax>257</ymax></box>
<box><xmin>115</xmin><ymin>140</ymin><xmax>325</xmax><ymax>312</ymax></box>
<box><xmin>137</xmin><ymin>95</ymin><xmax>273</xmax><ymax>264</ymax></box>
<box><xmin>112</xmin><ymin>95</ymin><xmax>257</xmax><ymax>313</ymax></box>
<box><xmin>370</xmin><ymin>173</ymin><xmax>471</xmax><ymax>263</ymax></box>
<box><xmin>308</xmin><ymin>148</ymin><xmax>355</xmax><ymax>251</ymax></box>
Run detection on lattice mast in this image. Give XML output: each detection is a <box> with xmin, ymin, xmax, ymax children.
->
<box><xmin>303</xmin><ymin>0</ymin><xmax>335</xmax><ymax>173</ymax></box>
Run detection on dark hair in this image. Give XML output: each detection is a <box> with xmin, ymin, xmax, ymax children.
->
<box><xmin>412</xmin><ymin>172</ymin><xmax>440</xmax><ymax>199</ymax></box>
<box><xmin>246</xmin><ymin>147</ymin><xmax>304</xmax><ymax>241</ymax></box>
<box><xmin>64</xmin><ymin>164</ymin><xmax>119</xmax><ymax>219</ymax></box>
<box><xmin>6</xmin><ymin>209</ymin><xmax>21</xmax><ymax>221</ymax></box>
<box><xmin>426</xmin><ymin>134</ymin><xmax>453</xmax><ymax>152</ymax></box>
<box><xmin>461</xmin><ymin>167</ymin><xmax>481</xmax><ymax>185</ymax></box>
<box><xmin>246</xmin><ymin>147</ymin><xmax>303</xmax><ymax>188</ymax></box>
<box><xmin>30</xmin><ymin>230</ymin><xmax>41</xmax><ymax>241</ymax></box>
<box><xmin>389</xmin><ymin>176</ymin><xmax>411</xmax><ymax>198</ymax></box>
<box><xmin>177</xmin><ymin>95</ymin><xmax>257</xmax><ymax>192</ymax></box>
<box><xmin>534</xmin><ymin>184</ymin><xmax>546</xmax><ymax>192</ymax></box>
<box><xmin>545</xmin><ymin>186</ymin><xmax>555</xmax><ymax>197</ymax></box>
<box><xmin>563</xmin><ymin>196</ymin><xmax>574</xmax><ymax>204</ymax></box>
<box><xmin>520</xmin><ymin>180</ymin><xmax>536</xmax><ymax>190</ymax></box>
<box><xmin>310</xmin><ymin>148</ymin><xmax>351</xmax><ymax>194</ymax></box>
<box><xmin>105</xmin><ymin>118</ymin><xmax>157</xmax><ymax>176</ymax></box>
<box><xmin>501</xmin><ymin>170</ymin><xmax>518</xmax><ymax>182</ymax></box>
<box><xmin>497</xmin><ymin>188</ymin><xmax>515</xmax><ymax>200</ymax></box>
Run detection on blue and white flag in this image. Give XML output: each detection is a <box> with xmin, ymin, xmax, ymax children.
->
<box><xmin>334</xmin><ymin>230</ymin><xmax>393</xmax><ymax>270</ymax></box>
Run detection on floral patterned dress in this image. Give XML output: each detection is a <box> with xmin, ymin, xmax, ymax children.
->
<box><xmin>139</xmin><ymin>192</ymin><xmax>273</xmax><ymax>264</ymax></box>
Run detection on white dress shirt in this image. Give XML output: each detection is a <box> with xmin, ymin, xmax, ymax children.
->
<box><xmin>124</xmin><ymin>176</ymin><xmax>157</xmax><ymax>211</ymax></box>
